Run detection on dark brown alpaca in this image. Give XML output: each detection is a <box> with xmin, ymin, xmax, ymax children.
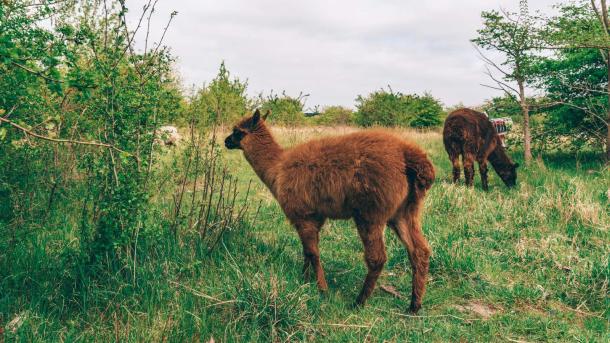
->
<box><xmin>225</xmin><ymin>110</ymin><xmax>435</xmax><ymax>313</ymax></box>
<box><xmin>443</xmin><ymin>108</ymin><xmax>519</xmax><ymax>190</ymax></box>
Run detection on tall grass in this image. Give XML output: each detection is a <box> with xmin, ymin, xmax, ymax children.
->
<box><xmin>1</xmin><ymin>126</ymin><xmax>608</xmax><ymax>342</ymax></box>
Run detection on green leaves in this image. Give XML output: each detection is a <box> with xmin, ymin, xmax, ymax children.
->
<box><xmin>190</xmin><ymin>62</ymin><xmax>250</xmax><ymax>126</ymax></box>
<box><xmin>354</xmin><ymin>88</ymin><xmax>443</xmax><ymax>128</ymax></box>
<box><xmin>472</xmin><ymin>8</ymin><xmax>541</xmax><ymax>82</ymax></box>
<box><xmin>258</xmin><ymin>91</ymin><xmax>306</xmax><ymax>125</ymax></box>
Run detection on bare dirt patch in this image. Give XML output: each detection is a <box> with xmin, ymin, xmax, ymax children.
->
<box><xmin>454</xmin><ymin>301</ymin><xmax>500</xmax><ymax>319</ymax></box>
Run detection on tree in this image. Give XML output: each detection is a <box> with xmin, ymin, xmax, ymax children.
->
<box><xmin>354</xmin><ymin>88</ymin><xmax>443</xmax><ymax>128</ymax></box>
<box><xmin>481</xmin><ymin>95</ymin><xmax>523</xmax><ymax>119</ymax></box>
<box><xmin>540</xmin><ymin>1</ymin><xmax>610</xmax><ymax>161</ymax></box>
<box><xmin>258</xmin><ymin>91</ymin><xmax>307</xmax><ymax>125</ymax></box>
<box><xmin>590</xmin><ymin>0</ymin><xmax>610</xmax><ymax>161</ymax></box>
<box><xmin>534</xmin><ymin>45</ymin><xmax>607</xmax><ymax>151</ymax></box>
<box><xmin>190</xmin><ymin>62</ymin><xmax>250</xmax><ymax>126</ymax></box>
<box><xmin>313</xmin><ymin>106</ymin><xmax>354</xmax><ymax>126</ymax></box>
<box><xmin>472</xmin><ymin>0</ymin><xmax>540</xmax><ymax>163</ymax></box>
<box><xmin>407</xmin><ymin>93</ymin><xmax>444</xmax><ymax>128</ymax></box>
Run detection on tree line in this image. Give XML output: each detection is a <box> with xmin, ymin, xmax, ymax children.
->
<box><xmin>473</xmin><ymin>0</ymin><xmax>610</xmax><ymax>163</ymax></box>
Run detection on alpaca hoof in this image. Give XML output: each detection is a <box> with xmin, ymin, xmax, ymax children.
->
<box><xmin>409</xmin><ymin>303</ymin><xmax>421</xmax><ymax>314</ymax></box>
<box><xmin>354</xmin><ymin>294</ymin><xmax>367</xmax><ymax>308</ymax></box>
<box><xmin>351</xmin><ymin>301</ymin><xmax>365</xmax><ymax>310</ymax></box>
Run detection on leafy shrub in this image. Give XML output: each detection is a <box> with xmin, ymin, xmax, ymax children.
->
<box><xmin>312</xmin><ymin>105</ymin><xmax>354</xmax><ymax>126</ymax></box>
<box><xmin>258</xmin><ymin>91</ymin><xmax>307</xmax><ymax>125</ymax></box>
<box><xmin>354</xmin><ymin>88</ymin><xmax>443</xmax><ymax>128</ymax></box>
<box><xmin>189</xmin><ymin>62</ymin><xmax>251</xmax><ymax>127</ymax></box>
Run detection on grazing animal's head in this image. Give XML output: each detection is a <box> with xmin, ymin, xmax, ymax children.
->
<box><xmin>497</xmin><ymin>162</ymin><xmax>519</xmax><ymax>188</ymax></box>
<box><xmin>224</xmin><ymin>109</ymin><xmax>269</xmax><ymax>150</ymax></box>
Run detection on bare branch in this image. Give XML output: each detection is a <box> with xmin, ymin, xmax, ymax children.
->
<box><xmin>600</xmin><ymin>0</ymin><xmax>610</xmax><ymax>35</ymax></box>
<box><xmin>484</xmin><ymin>65</ymin><xmax>520</xmax><ymax>94</ymax></box>
<box><xmin>0</xmin><ymin>116</ymin><xmax>136</xmax><ymax>159</ymax></box>
<box><xmin>116</xmin><ymin>0</ymin><xmax>152</xmax><ymax>68</ymax></box>
<box><xmin>151</xmin><ymin>10</ymin><xmax>177</xmax><ymax>56</ymax></box>
<box><xmin>144</xmin><ymin>0</ymin><xmax>160</xmax><ymax>55</ymax></box>
<box><xmin>473</xmin><ymin>44</ymin><xmax>512</xmax><ymax>76</ymax></box>
<box><xmin>10</xmin><ymin>61</ymin><xmax>63</xmax><ymax>83</ymax></box>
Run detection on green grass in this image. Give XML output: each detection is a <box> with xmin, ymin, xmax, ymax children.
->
<box><xmin>2</xmin><ymin>126</ymin><xmax>609</xmax><ymax>342</ymax></box>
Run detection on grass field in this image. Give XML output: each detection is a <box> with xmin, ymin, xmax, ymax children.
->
<box><xmin>2</xmin><ymin>126</ymin><xmax>609</xmax><ymax>342</ymax></box>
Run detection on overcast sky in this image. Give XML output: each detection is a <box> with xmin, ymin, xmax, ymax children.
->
<box><xmin>126</xmin><ymin>0</ymin><xmax>559</xmax><ymax>109</ymax></box>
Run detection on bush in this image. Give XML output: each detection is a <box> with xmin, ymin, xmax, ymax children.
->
<box><xmin>354</xmin><ymin>88</ymin><xmax>443</xmax><ymax>128</ymax></box>
<box><xmin>189</xmin><ymin>62</ymin><xmax>250</xmax><ymax>127</ymax></box>
<box><xmin>311</xmin><ymin>105</ymin><xmax>354</xmax><ymax>126</ymax></box>
<box><xmin>258</xmin><ymin>91</ymin><xmax>307</xmax><ymax>125</ymax></box>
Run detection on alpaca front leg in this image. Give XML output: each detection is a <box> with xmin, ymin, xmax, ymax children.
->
<box><xmin>296</xmin><ymin>222</ymin><xmax>328</xmax><ymax>292</ymax></box>
<box><xmin>355</xmin><ymin>223</ymin><xmax>387</xmax><ymax>306</ymax></box>
<box><xmin>478</xmin><ymin>160</ymin><xmax>489</xmax><ymax>191</ymax></box>
<box><xmin>450</xmin><ymin>154</ymin><xmax>461</xmax><ymax>183</ymax></box>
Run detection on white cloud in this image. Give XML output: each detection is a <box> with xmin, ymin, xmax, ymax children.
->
<box><xmin>127</xmin><ymin>0</ymin><xmax>559</xmax><ymax>109</ymax></box>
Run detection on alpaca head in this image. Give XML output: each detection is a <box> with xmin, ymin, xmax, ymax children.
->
<box><xmin>497</xmin><ymin>162</ymin><xmax>519</xmax><ymax>187</ymax></box>
<box><xmin>224</xmin><ymin>109</ymin><xmax>269</xmax><ymax>150</ymax></box>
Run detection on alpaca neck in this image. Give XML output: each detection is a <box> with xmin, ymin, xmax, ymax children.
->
<box><xmin>242</xmin><ymin>124</ymin><xmax>284</xmax><ymax>195</ymax></box>
<box><xmin>489</xmin><ymin>144</ymin><xmax>512</xmax><ymax>171</ymax></box>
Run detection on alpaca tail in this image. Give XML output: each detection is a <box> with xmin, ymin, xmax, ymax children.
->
<box><xmin>404</xmin><ymin>149</ymin><xmax>435</xmax><ymax>197</ymax></box>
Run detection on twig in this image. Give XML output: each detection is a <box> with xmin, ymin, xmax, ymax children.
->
<box><xmin>506</xmin><ymin>337</ymin><xmax>532</xmax><ymax>343</ymax></box>
<box><xmin>169</xmin><ymin>280</ymin><xmax>237</xmax><ymax>307</ymax></box>
<box><xmin>10</xmin><ymin>61</ymin><xmax>63</xmax><ymax>83</ymax></box>
<box><xmin>0</xmin><ymin>116</ymin><xmax>136</xmax><ymax>159</ymax></box>
<box><xmin>308</xmin><ymin>322</ymin><xmax>372</xmax><ymax>329</ymax></box>
<box><xmin>372</xmin><ymin>306</ymin><xmax>479</xmax><ymax>322</ymax></box>
<box><xmin>363</xmin><ymin>317</ymin><xmax>380</xmax><ymax>342</ymax></box>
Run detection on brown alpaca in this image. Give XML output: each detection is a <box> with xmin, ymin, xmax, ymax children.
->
<box><xmin>225</xmin><ymin>109</ymin><xmax>435</xmax><ymax>313</ymax></box>
<box><xmin>443</xmin><ymin>108</ymin><xmax>519</xmax><ymax>190</ymax></box>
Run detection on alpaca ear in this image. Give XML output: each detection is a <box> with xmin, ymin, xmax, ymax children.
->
<box><xmin>262</xmin><ymin>110</ymin><xmax>270</xmax><ymax>121</ymax></box>
<box><xmin>251</xmin><ymin>109</ymin><xmax>261</xmax><ymax>126</ymax></box>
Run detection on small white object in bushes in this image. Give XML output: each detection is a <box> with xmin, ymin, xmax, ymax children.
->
<box><xmin>156</xmin><ymin>126</ymin><xmax>181</xmax><ymax>146</ymax></box>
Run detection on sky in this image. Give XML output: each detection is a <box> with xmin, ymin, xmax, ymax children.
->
<box><xmin>126</xmin><ymin>0</ymin><xmax>559</xmax><ymax>109</ymax></box>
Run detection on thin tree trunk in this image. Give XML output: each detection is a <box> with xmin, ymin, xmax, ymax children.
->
<box><xmin>518</xmin><ymin>80</ymin><xmax>532</xmax><ymax>163</ymax></box>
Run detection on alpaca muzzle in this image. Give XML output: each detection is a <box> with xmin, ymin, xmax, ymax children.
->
<box><xmin>225</xmin><ymin>136</ymin><xmax>239</xmax><ymax>149</ymax></box>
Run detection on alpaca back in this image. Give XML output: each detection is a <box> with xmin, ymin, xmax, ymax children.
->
<box><xmin>443</xmin><ymin>108</ymin><xmax>498</xmax><ymax>159</ymax></box>
<box><xmin>275</xmin><ymin>131</ymin><xmax>427</xmax><ymax>221</ymax></box>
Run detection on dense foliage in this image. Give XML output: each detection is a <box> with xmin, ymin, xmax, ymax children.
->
<box><xmin>189</xmin><ymin>61</ymin><xmax>250</xmax><ymax>127</ymax></box>
<box><xmin>354</xmin><ymin>88</ymin><xmax>443</xmax><ymax>128</ymax></box>
<box><xmin>533</xmin><ymin>3</ymin><xmax>609</xmax><ymax>151</ymax></box>
<box><xmin>475</xmin><ymin>0</ymin><xmax>610</xmax><ymax>158</ymax></box>
<box><xmin>1</xmin><ymin>0</ymin><xmax>183</xmax><ymax>262</ymax></box>
<box><xmin>258</xmin><ymin>91</ymin><xmax>307</xmax><ymax>125</ymax></box>
<box><xmin>312</xmin><ymin>105</ymin><xmax>354</xmax><ymax>125</ymax></box>
<box><xmin>0</xmin><ymin>2</ymin><xmax>255</xmax><ymax>334</ymax></box>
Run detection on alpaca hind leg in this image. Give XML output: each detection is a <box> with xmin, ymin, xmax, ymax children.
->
<box><xmin>462</xmin><ymin>153</ymin><xmax>475</xmax><ymax>187</ymax></box>
<box><xmin>354</xmin><ymin>221</ymin><xmax>387</xmax><ymax>306</ymax></box>
<box><xmin>295</xmin><ymin>220</ymin><xmax>328</xmax><ymax>291</ymax></box>
<box><xmin>390</xmin><ymin>202</ymin><xmax>431</xmax><ymax>313</ymax></box>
